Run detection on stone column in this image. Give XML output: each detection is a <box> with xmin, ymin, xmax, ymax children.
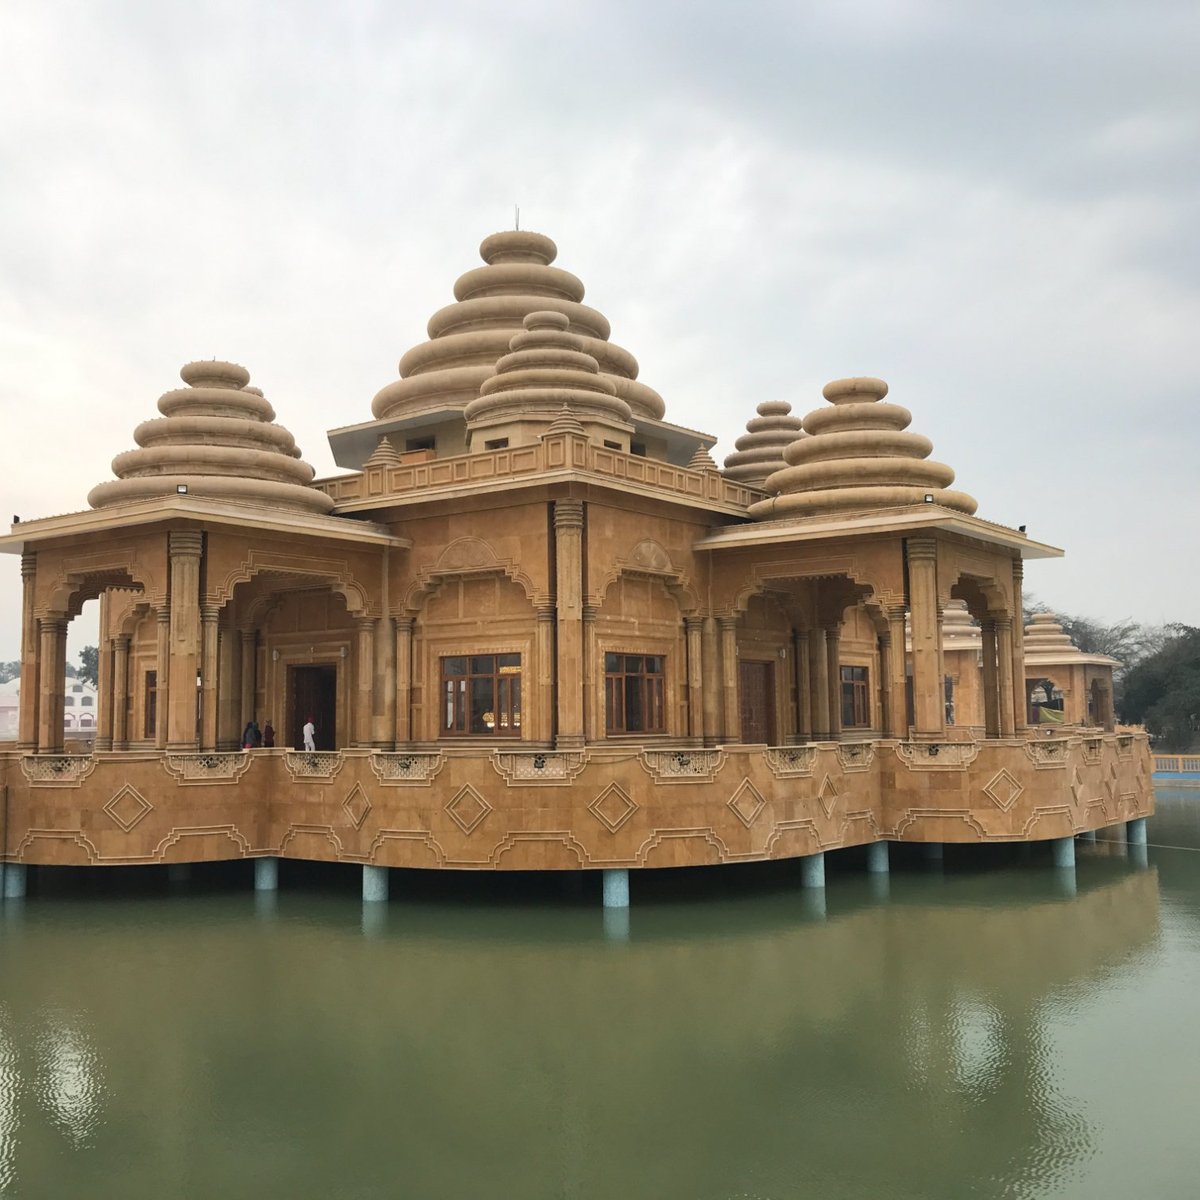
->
<box><xmin>167</xmin><ymin>531</ymin><xmax>203</xmax><ymax>750</ymax></box>
<box><xmin>582</xmin><ymin>605</ymin><xmax>598</xmax><ymax>741</ymax></box>
<box><xmin>217</xmin><ymin>623</ymin><xmax>239</xmax><ymax>749</ymax></box>
<box><xmin>793</xmin><ymin>629</ymin><xmax>811</xmax><ymax>740</ymax></box>
<box><xmin>995</xmin><ymin>615</ymin><xmax>1016</xmax><ymax>737</ymax></box>
<box><xmin>720</xmin><ymin>617</ymin><xmax>739</xmax><ymax>744</ymax></box>
<box><xmin>701</xmin><ymin>617</ymin><xmax>722</xmax><ymax>745</ymax></box>
<box><xmin>603</xmin><ymin>868</ymin><xmax>629</xmax><ymax>909</ymax></box>
<box><xmin>810</xmin><ymin>627</ymin><xmax>829</xmax><ymax>739</ymax></box>
<box><xmin>394</xmin><ymin>617</ymin><xmax>413</xmax><ymax>745</ymax></box>
<box><xmin>826</xmin><ymin>625</ymin><xmax>842</xmax><ymax>739</ymax></box>
<box><xmin>685</xmin><ymin>617</ymin><xmax>704</xmax><ymax>743</ymax></box>
<box><xmin>95</xmin><ymin>596</ymin><xmax>113</xmax><ymax>751</ymax></box>
<box><xmin>17</xmin><ymin>552</ymin><xmax>39</xmax><ymax>750</ymax></box>
<box><xmin>980</xmin><ymin>619</ymin><xmax>1000</xmax><ymax>738</ymax></box>
<box><xmin>877</xmin><ymin>632</ymin><xmax>893</xmax><ymax>739</ymax></box>
<box><xmin>1010</xmin><ymin>559</ymin><xmax>1028</xmax><ymax>734</ymax></box>
<box><xmin>536</xmin><ymin>606</ymin><xmax>556</xmax><ymax>743</ymax></box>
<box><xmin>37</xmin><ymin>615</ymin><xmax>67</xmax><ymax>752</ymax></box>
<box><xmin>554</xmin><ymin>499</ymin><xmax>585</xmax><ymax>748</ymax></box>
<box><xmin>907</xmin><ymin>537</ymin><xmax>944</xmax><ymax>737</ymax></box>
<box><xmin>238</xmin><ymin>629</ymin><xmax>256</xmax><ymax>732</ymax></box>
<box><xmin>112</xmin><ymin>635</ymin><xmax>131</xmax><ymax>749</ymax></box>
<box><xmin>354</xmin><ymin>617</ymin><xmax>375</xmax><ymax>747</ymax></box>
<box><xmin>374</xmin><ymin>615</ymin><xmax>396</xmax><ymax>749</ymax></box>
<box><xmin>200</xmin><ymin>605</ymin><xmax>219</xmax><ymax>750</ymax></box>
<box><xmin>155</xmin><ymin>608</ymin><xmax>170</xmax><ymax>749</ymax></box>
<box><xmin>886</xmin><ymin>606</ymin><xmax>908</xmax><ymax>739</ymax></box>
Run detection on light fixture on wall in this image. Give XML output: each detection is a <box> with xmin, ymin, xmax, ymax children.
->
<box><xmin>340</xmin><ymin>646</ymin><xmax>348</xmax><ymax>658</ymax></box>
<box><xmin>272</xmin><ymin>648</ymin><xmax>279</xmax><ymax>662</ymax></box>
<box><xmin>923</xmin><ymin>494</ymin><xmax>934</xmax><ymax>503</ymax></box>
<box><xmin>176</xmin><ymin>484</ymin><xmax>188</xmax><ymax>495</ymax></box>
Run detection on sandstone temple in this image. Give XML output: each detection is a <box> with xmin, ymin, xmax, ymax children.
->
<box><xmin>0</xmin><ymin>230</ymin><xmax>1153</xmax><ymax>904</ymax></box>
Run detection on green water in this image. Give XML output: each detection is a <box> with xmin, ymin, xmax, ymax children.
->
<box><xmin>2</xmin><ymin>794</ymin><xmax>1199</xmax><ymax>1199</ymax></box>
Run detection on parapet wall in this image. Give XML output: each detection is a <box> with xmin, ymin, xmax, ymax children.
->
<box><xmin>0</xmin><ymin>733</ymin><xmax>1152</xmax><ymax>870</ymax></box>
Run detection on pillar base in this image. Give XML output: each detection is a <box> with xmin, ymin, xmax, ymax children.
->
<box><xmin>866</xmin><ymin>842</ymin><xmax>889</xmax><ymax>874</ymax></box>
<box><xmin>1051</xmin><ymin>836</ymin><xmax>1076</xmax><ymax>870</ymax></box>
<box><xmin>3</xmin><ymin>864</ymin><xmax>27</xmax><ymax>900</ymax></box>
<box><xmin>254</xmin><ymin>857</ymin><xmax>279</xmax><ymax>892</ymax></box>
<box><xmin>1127</xmin><ymin>817</ymin><xmax>1148</xmax><ymax>846</ymax></box>
<box><xmin>602</xmin><ymin>868</ymin><xmax>629</xmax><ymax>909</ymax></box>
<box><xmin>800</xmin><ymin>852</ymin><xmax>825</xmax><ymax>889</ymax></box>
<box><xmin>362</xmin><ymin>864</ymin><xmax>389</xmax><ymax>903</ymax></box>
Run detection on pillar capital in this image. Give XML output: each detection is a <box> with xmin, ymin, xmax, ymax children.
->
<box><xmin>718</xmin><ymin>615</ymin><xmax>738</xmax><ymax>633</ymax></box>
<box><xmin>20</xmin><ymin>550</ymin><xmax>36</xmax><ymax>579</ymax></box>
<box><xmin>114</xmin><ymin>633</ymin><xmax>131</xmax><ymax>651</ymax></box>
<box><xmin>907</xmin><ymin>535</ymin><xmax>937</xmax><ymax>562</ymax></box>
<box><xmin>201</xmin><ymin>604</ymin><xmax>220</xmax><ymax>625</ymax></box>
<box><xmin>553</xmin><ymin>498</ymin><xmax>584</xmax><ymax>529</ymax></box>
<box><xmin>157</xmin><ymin>607</ymin><xmax>171</xmax><ymax>626</ymax></box>
<box><xmin>887</xmin><ymin>604</ymin><xmax>907</xmax><ymax>622</ymax></box>
<box><xmin>239</xmin><ymin>626</ymin><xmax>255</xmax><ymax>643</ymax></box>
<box><xmin>168</xmin><ymin>529</ymin><xmax>204</xmax><ymax>559</ymax></box>
<box><xmin>1012</xmin><ymin>557</ymin><xmax>1024</xmax><ymax>582</ymax></box>
<box><xmin>582</xmin><ymin>604</ymin><xmax>598</xmax><ymax>624</ymax></box>
<box><xmin>683</xmin><ymin>615</ymin><xmax>702</xmax><ymax>633</ymax></box>
<box><xmin>395</xmin><ymin>615</ymin><xmax>415</xmax><ymax>634</ymax></box>
<box><xmin>993</xmin><ymin>613</ymin><xmax>1013</xmax><ymax>631</ymax></box>
<box><xmin>536</xmin><ymin>605</ymin><xmax>556</xmax><ymax>622</ymax></box>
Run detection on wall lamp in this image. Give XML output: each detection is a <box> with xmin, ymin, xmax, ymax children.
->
<box><xmin>176</xmin><ymin>483</ymin><xmax>188</xmax><ymax>495</ymax></box>
<box><xmin>923</xmin><ymin>494</ymin><xmax>934</xmax><ymax>503</ymax></box>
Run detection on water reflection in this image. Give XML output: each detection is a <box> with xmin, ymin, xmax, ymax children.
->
<box><xmin>0</xmin><ymin>831</ymin><xmax>1182</xmax><ymax>1199</ymax></box>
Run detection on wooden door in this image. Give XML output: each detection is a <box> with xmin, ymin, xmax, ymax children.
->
<box><xmin>289</xmin><ymin>664</ymin><xmax>338</xmax><ymax>750</ymax></box>
<box><xmin>738</xmin><ymin>660</ymin><xmax>775</xmax><ymax>745</ymax></box>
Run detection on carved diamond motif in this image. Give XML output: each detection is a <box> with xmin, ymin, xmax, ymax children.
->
<box><xmin>983</xmin><ymin>768</ymin><xmax>1023</xmax><ymax>812</ymax></box>
<box><xmin>445</xmin><ymin>784</ymin><xmax>492</xmax><ymax>835</ymax></box>
<box><xmin>818</xmin><ymin>773</ymin><xmax>840</xmax><ymax>818</ymax></box>
<box><xmin>343</xmin><ymin>783</ymin><xmax>372</xmax><ymax>830</ymax></box>
<box><xmin>104</xmin><ymin>784</ymin><xmax>152</xmax><ymax>832</ymax></box>
<box><xmin>727</xmin><ymin>778</ymin><xmax>766</xmax><ymax>828</ymax></box>
<box><xmin>589</xmin><ymin>782</ymin><xmax>638</xmax><ymax>833</ymax></box>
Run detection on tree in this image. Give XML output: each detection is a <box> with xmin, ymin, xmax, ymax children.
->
<box><xmin>77</xmin><ymin>645</ymin><xmax>99</xmax><ymax>688</ymax></box>
<box><xmin>0</xmin><ymin>661</ymin><xmax>19</xmax><ymax>684</ymax></box>
<box><xmin>1120</xmin><ymin>626</ymin><xmax>1200</xmax><ymax>752</ymax></box>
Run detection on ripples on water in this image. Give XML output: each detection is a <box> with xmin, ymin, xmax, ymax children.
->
<box><xmin>1</xmin><ymin>792</ymin><xmax>1199</xmax><ymax>1199</ymax></box>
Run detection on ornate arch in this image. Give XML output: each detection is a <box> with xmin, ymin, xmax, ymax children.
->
<box><xmin>212</xmin><ymin>549</ymin><xmax>373</xmax><ymax>618</ymax></box>
<box><xmin>403</xmin><ymin>536</ymin><xmax>542</xmax><ymax>613</ymax></box>
<box><xmin>729</xmin><ymin>555</ymin><xmax>897</xmax><ymax>622</ymax></box>
<box><xmin>593</xmin><ymin>538</ymin><xmax>699</xmax><ymax>616</ymax></box>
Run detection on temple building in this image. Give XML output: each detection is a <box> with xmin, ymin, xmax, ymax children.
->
<box><xmin>0</xmin><ymin>230</ymin><xmax>1151</xmax><ymax>904</ymax></box>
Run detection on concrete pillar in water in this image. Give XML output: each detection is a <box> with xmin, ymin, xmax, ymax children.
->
<box><xmin>925</xmin><ymin>842</ymin><xmax>944</xmax><ymax>862</ymax></box>
<box><xmin>1130</xmin><ymin>843</ymin><xmax>1149</xmax><ymax>869</ymax></box>
<box><xmin>1080</xmin><ymin>829</ymin><xmax>1097</xmax><ymax>843</ymax></box>
<box><xmin>800</xmin><ymin>852</ymin><xmax>825</xmax><ymax>889</ymax></box>
<box><xmin>1051</xmin><ymin>836</ymin><xmax>1076</xmax><ymax>870</ymax></box>
<box><xmin>254</xmin><ymin>857</ymin><xmax>279</xmax><ymax>892</ymax></box>
<box><xmin>603</xmin><ymin>907</ymin><xmax>630</xmax><ymax>942</ymax></box>
<box><xmin>602</xmin><ymin>868</ymin><xmax>629</xmax><ymax>909</ymax></box>
<box><xmin>3</xmin><ymin>864</ymin><xmax>27</xmax><ymax>900</ymax></box>
<box><xmin>362</xmin><ymin>864</ymin><xmax>389</xmax><ymax>903</ymax></box>
<box><xmin>167</xmin><ymin>863</ymin><xmax>191</xmax><ymax>885</ymax></box>
<box><xmin>1127</xmin><ymin>817</ymin><xmax>1148</xmax><ymax>846</ymax></box>
<box><xmin>866</xmin><ymin>842</ymin><xmax>889</xmax><ymax>874</ymax></box>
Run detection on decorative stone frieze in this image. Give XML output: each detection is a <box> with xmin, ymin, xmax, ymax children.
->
<box><xmin>162</xmin><ymin>752</ymin><xmax>253</xmax><ymax>785</ymax></box>
<box><xmin>896</xmin><ymin>741</ymin><xmax>981</xmax><ymax>771</ymax></box>
<box><xmin>638</xmin><ymin>748</ymin><xmax>725</xmax><ymax>783</ymax></box>
<box><xmin>492</xmin><ymin>750</ymin><xmax>588</xmax><ymax>785</ymax></box>
<box><xmin>369</xmin><ymin>751</ymin><xmax>446</xmax><ymax>786</ymax></box>
<box><xmin>1022</xmin><ymin>739</ymin><xmax>1071</xmax><ymax>769</ymax></box>
<box><xmin>284</xmin><ymin>751</ymin><xmax>345</xmax><ymax>782</ymax></box>
<box><xmin>836</xmin><ymin>742</ymin><xmax>876</xmax><ymax>772</ymax></box>
<box><xmin>764</xmin><ymin>746</ymin><xmax>818</xmax><ymax>778</ymax></box>
<box><xmin>21</xmin><ymin>755</ymin><xmax>97</xmax><ymax>787</ymax></box>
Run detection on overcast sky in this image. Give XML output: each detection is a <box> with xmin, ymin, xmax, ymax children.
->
<box><xmin>1</xmin><ymin>0</ymin><xmax>1197</xmax><ymax>662</ymax></box>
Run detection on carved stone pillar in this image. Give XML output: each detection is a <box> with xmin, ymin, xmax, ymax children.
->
<box><xmin>217</xmin><ymin>623</ymin><xmax>239</xmax><ymax>749</ymax></box>
<box><xmin>536</xmin><ymin>606</ymin><xmax>556</xmax><ymax>743</ymax></box>
<box><xmin>155</xmin><ymin>609</ymin><xmax>170</xmax><ymax>749</ymax></box>
<box><xmin>701</xmin><ymin>617</ymin><xmax>722</xmax><ymax>745</ymax></box>
<box><xmin>584</xmin><ymin>605</ymin><xmax>601</xmax><ymax>741</ymax></box>
<box><xmin>996</xmin><ymin>615</ymin><xmax>1016</xmax><ymax>738</ymax></box>
<box><xmin>826</xmin><ymin>625</ymin><xmax>842</xmax><ymax>739</ymax></box>
<box><xmin>200</xmin><ymin>605</ymin><xmax>219</xmax><ymax>750</ymax></box>
<box><xmin>239</xmin><ymin>629</ymin><xmax>256</xmax><ymax>733</ymax></box>
<box><xmin>354</xmin><ymin>617</ymin><xmax>375</xmax><ymax>747</ymax></box>
<box><xmin>980</xmin><ymin>618</ymin><xmax>1000</xmax><ymax>738</ymax></box>
<box><xmin>810</xmin><ymin>626</ymin><xmax>829</xmax><ymax>739</ymax></box>
<box><xmin>794</xmin><ymin>629</ymin><xmax>812</xmax><ymax>741</ymax></box>
<box><xmin>720</xmin><ymin>617</ymin><xmax>738</xmax><ymax>744</ymax></box>
<box><xmin>374</xmin><ymin>615</ymin><xmax>396</xmax><ymax>749</ymax></box>
<box><xmin>112</xmin><ymin>635</ymin><xmax>131</xmax><ymax>749</ymax></box>
<box><xmin>1010</xmin><ymin>559</ymin><xmax>1028</xmax><ymax>734</ymax></box>
<box><xmin>167</xmin><ymin>530</ymin><xmax>203</xmax><ymax>750</ymax></box>
<box><xmin>907</xmin><ymin>537</ymin><xmax>944</xmax><ymax>736</ymax></box>
<box><xmin>37</xmin><ymin>615</ymin><xmax>67</xmax><ymax>753</ymax></box>
<box><xmin>17</xmin><ymin>552</ymin><xmax>39</xmax><ymax>750</ymax></box>
<box><xmin>685</xmin><ymin>616</ymin><xmax>704</xmax><ymax>743</ymax></box>
<box><xmin>877</xmin><ymin>632</ymin><xmax>892</xmax><ymax>738</ymax></box>
<box><xmin>554</xmin><ymin>499</ymin><xmax>585</xmax><ymax>749</ymax></box>
<box><xmin>394</xmin><ymin>617</ymin><xmax>414</xmax><ymax>745</ymax></box>
<box><xmin>95</xmin><ymin>627</ymin><xmax>114</xmax><ymax>752</ymax></box>
<box><xmin>887</xmin><ymin>606</ymin><xmax>908</xmax><ymax>739</ymax></box>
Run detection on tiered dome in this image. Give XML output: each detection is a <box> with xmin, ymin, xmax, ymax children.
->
<box><xmin>1023</xmin><ymin>612</ymin><xmax>1081</xmax><ymax>655</ymax></box>
<box><xmin>941</xmin><ymin>599</ymin><xmax>981</xmax><ymax>645</ymax></box>
<box><xmin>87</xmin><ymin>361</ymin><xmax>333</xmax><ymax>515</ymax></box>
<box><xmin>748</xmin><ymin>377</ymin><xmax>977</xmax><ymax>519</ymax></box>
<box><xmin>371</xmin><ymin>231</ymin><xmax>665</xmax><ymax>424</ymax></box>
<box><xmin>722</xmin><ymin>400</ymin><xmax>805</xmax><ymax>488</ymax></box>
<box><xmin>463</xmin><ymin>311</ymin><xmax>632</xmax><ymax>440</ymax></box>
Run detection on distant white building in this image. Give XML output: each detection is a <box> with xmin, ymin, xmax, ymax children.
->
<box><xmin>0</xmin><ymin>676</ymin><xmax>98</xmax><ymax>743</ymax></box>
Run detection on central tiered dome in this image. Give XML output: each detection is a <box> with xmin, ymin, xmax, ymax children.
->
<box><xmin>722</xmin><ymin>400</ymin><xmax>806</xmax><ymax>489</ymax></box>
<box><xmin>748</xmin><ymin>377</ymin><xmax>977</xmax><ymax>519</ymax></box>
<box><xmin>371</xmin><ymin>231</ymin><xmax>665</xmax><ymax>424</ymax></box>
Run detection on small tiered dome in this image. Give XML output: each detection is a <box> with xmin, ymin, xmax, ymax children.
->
<box><xmin>1023</xmin><ymin>612</ymin><xmax>1080</xmax><ymax>655</ymax></box>
<box><xmin>722</xmin><ymin>400</ymin><xmax>805</xmax><ymax>488</ymax></box>
<box><xmin>87</xmin><ymin>361</ymin><xmax>333</xmax><ymax>515</ymax></box>
<box><xmin>371</xmin><ymin>231</ymin><xmax>665</xmax><ymax>424</ymax></box>
<box><xmin>941</xmin><ymin>599</ymin><xmax>981</xmax><ymax>646</ymax></box>
<box><xmin>464</xmin><ymin>311</ymin><xmax>632</xmax><ymax>443</ymax></box>
<box><xmin>748</xmin><ymin>377</ymin><xmax>977</xmax><ymax>519</ymax></box>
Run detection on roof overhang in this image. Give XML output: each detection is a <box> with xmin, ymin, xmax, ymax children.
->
<box><xmin>693</xmin><ymin>504</ymin><xmax>1063</xmax><ymax>559</ymax></box>
<box><xmin>0</xmin><ymin>495</ymin><xmax>409</xmax><ymax>553</ymax></box>
<box><xmin>326</xmin><ymin>407</ymin><xmax>463</xmax><ymax>471</ymax></box>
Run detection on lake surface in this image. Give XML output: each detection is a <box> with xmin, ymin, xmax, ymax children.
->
<box><xmin>2</xmin><ymin>793</ymin><xmax>1199</xmax><ymax>1199</ymax></box>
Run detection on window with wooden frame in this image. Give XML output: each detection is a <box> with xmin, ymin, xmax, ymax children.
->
<box><xmin>840</xmin><ymin>665</ymin><xmax>870</xmax><ymax>728</ymax></box>
<box><xmin>441</xmin><ymin>654</ymin><xmax>521</xmax><ymax>737</ymax></box>
<box><xmin>144</xmin><ymin>670</ymin><xmax>157</xmax><ymax>739</ymax></box>
<box><xmin>605</xmin><ymin>653</ymin><xmax>666</xmax><ymax>735</ymax></box>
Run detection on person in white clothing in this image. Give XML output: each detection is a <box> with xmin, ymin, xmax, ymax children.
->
<box><xmin>302</xmin><ymin>717</ymin><xmax>316</xmax><ymax>752</ymax></box>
